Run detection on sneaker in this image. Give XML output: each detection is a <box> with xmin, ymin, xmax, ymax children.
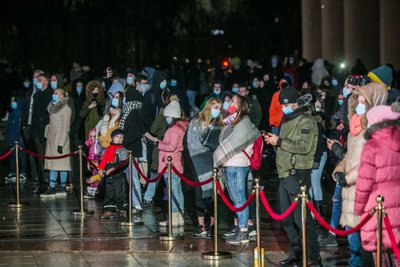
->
<box><xmin>83</xmin><ymin>194</ymin><xmax>94</xmax><ymax>199</ymax></box>
<box><xmin>225</xmin><ymin>228</ymin><xmax>249</xmax><ymax>245</ymax></box>
<box><xmin>56</xmin><ymin>187</ymin><xmax>67</xmax><ymax>195</ymax></box>
<box><xmin>65</xmin><ymin>182</ymin><xmax>73</xmax><ymax>190</ymax></box>
<box><xmin>193</xmin><ymin>225</ymin><xmax>207</xmax><ymax>237</ymax></box>
<box><xmin>100</xmin><ymin>211</ymin><xmax>115</xmax><ymax>220</ymax></box>
<box><xmin>132</xmin><ymin>207</ymin><xmax>143</xmax><ymax>215</ymax></box>
<box><xmin>248</xmin><ymin>225</ymin><xmax>257</xmax><ymax>241</ymax></box>
<box><xmin>142</xmin><ymin>199</ymin><xmax>153</xmax><ymax>208</ymax></box>
<box><xmin>319</xmin><ymin>233</ymin><xmax>338</xmax><ymax>247</ymax></box>
<box><xmin>40</xmin><ymin>188</ymin><xmax>56</xmax><ymax>197</ymax></box>
<box><xmin>223</xmin><ymin>226</ymin><xmax>238</xmax><ymax>239</ymax></box>
<box><xmin>207</xmin><ymin>225</ymin><xmax>215</xmax><ymax>238</ymax></box>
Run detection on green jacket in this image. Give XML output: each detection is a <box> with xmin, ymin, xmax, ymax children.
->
<box><xmin>79</xmin><ymin>100</ymin><xmax>105</xmax><ymax>136</ymax></box>
<box><xmin>276</xmin><ymin>106</ymin><xmax>318</xmax><ymax>178</ymax></box>
<box><xmin>247</xmin><ymin>96</ymin><xmax>262</xmax><ymax>127</ymax></box>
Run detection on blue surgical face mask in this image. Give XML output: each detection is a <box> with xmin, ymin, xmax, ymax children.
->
<box><xmin>52</xmin><ymin>94</ymin><xmax>59</xmax><ymax>103</ymax></box>
<box><xmin>170</xmin><ymin>80</ymin><xmax>177</xmax><ymax>87</ymax></box>
<box><xmin>343</xmin><ymin>87</ymin><xmax>351</xmax><ymax>98</ymax></box>
<box><xmin>252</xmin><ymin>81</ymin><xmax>258</xmax><ymax>88</ymax></box>
<box><xmin>355</xmin><ymin>103</ymin><xmax>366</xmax><ymax>115</ymax></box>
<box><xmin>332</xmin><ymin>79</ymin><xmax>338</xmax><ymax>86</ymax></box>
<box><xmin>282</xmin><ymin>106</ymin><xmax>293</xmax><ymax>115</ymax></box>
<box><xmin>166</xmin><ymin>117</ymin><xmax>173</xmax><ymax>125</ymax></box>
<box><xmin>271</xmin><ymin>58</ymin><xmax>278</xmax><ymax>67</ymax></box>
<box><xmin>33</xmin><ymin>78</ymin><xmax>38</xmax><ymax>88</ymax></box>
<box><xmin>36</xmin><ymin>82</ymin><xmax>43</xmax><ymax>90</ymax></box>
<box><xmin>10</xmin><ymin>102</ymin><xmax>17</xmax><ymax>110</ymax></box>
<box><xmin>111</xmin><ymin>98</ymin><xmax>119</xmax><ymax>108</ymax></box>
<box><xmin>50</xmin><ymin>81</ymin><xmax>57</xmax><ymax>90</ymax></box>
<box><xmin>288</xmin><ymin>59</ymin><xmax>295</xmax><ymax>65</ymax></box>
<box><xmin>126</xmin><ymin>76</ymin><xmax>134</xmax><ymax>85</ymax></box>
<box><xmin>160</xmin><ymin>80</ymin><xmax>167</xmax><ymax>90</ymax></box>
<box><xmin>223</xmin><ymin>101</ymin><xmax>229</xmax><ymax>110</ymax></box>
<box><xmin>338</xmin><ymin>99</ymin><xmax>344</xmax><ymax>106</ymax></box>
<box><xmin>76</xmin><ymin>86</ymin><xmax>83</xmax><ymax>95</ymax></box>
<box><xmin>213</xmin><ymin>89</ymin><xmax>221</xmax><ymax>95</ymax></box>
<box><xmin>232</xmin><ymin>86</ymin><xmax>239</xmax><ymax>93</ymax></box>
<box><xmin>23</xmin><ymin>81</ymin><xmax>30</xmax><ymax>88</ymax></box>
<box><xmin>211</xmin><ymin>108</ymin><xmax>221</xmax><ymax>119</ymax></box>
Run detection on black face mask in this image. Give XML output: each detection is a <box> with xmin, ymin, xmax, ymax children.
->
<box><xmin>92</xmin><ymin>93</ymin><xmax>98</xmax><ymax>98</ymax></box>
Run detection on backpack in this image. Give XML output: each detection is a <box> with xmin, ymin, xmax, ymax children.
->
<box><xmin>243</xmin><ymin>135</ymin><xmax>264</xmax><ymax>170</ymax></box>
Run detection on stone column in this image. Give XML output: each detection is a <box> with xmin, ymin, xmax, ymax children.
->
<box><xmin>344</xmin><ymin>0</ymin><xmax>379</xmax><ymax>70</ymax></box>
<box><xmin>301</xmin><ymin>0</ymin><xmax>322</xmax><ymax>61</ymax></box>
<box><xmin>380</xmin><ymin>0</ymin><xmax>400</xmax><ymax>69</ymax></box>
<box><xmin>321</xmin><ymin>0</ymin><xmax>344</xmax><ymax>64</ymax></box>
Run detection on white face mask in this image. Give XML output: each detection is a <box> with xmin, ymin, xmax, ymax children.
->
<box><xmin>355</xmin><ymin>103</ymin><xmax>366</xmax><ymax>115</ymax></box>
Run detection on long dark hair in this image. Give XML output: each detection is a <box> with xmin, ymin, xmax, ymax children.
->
<box><xmin>232</xmin><ymin>94</ymin><xmax>249</xmax><ymax>126</ymax></box>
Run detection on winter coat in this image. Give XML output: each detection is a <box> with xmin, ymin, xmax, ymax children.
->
<box><xmin>70</xmin><ymin>90</ymin><xmax>86</xmax><ymax>141</ymax></box>
<box><xmin>120</xmin><ymin>101</ymin><xmax>144</xmax><ymax>158</ymax></box>
<box><xmin>31</xmin><ymin>87</ymin><xmax>53</xmax><ymax>142</ymax></box>
<box><xmin>44</xmin><ymin>97</ymin><xmax>72</xmax><ymax>171</ymax></box>
<box><xmin>247</xmin><ymin>96</ymin><xmax>262</xmax><ymax>127</ymax></box>
<box><xmin>150</xmin><ymin>113</ymin><xmax>168</xmax><ymax>171</ymax></box>
<box><xmin>311</xmin><ymin>58</ymin><xmax>329</xmax><ymax>86</ymax></box>
<box><xmin>354</xmin><ymin>120</ymin><xmax>400</xmax><ymax>251</ymax></box>
<box><xmin>6</xmin><ymin>97</ymin><xmax>24</xmax><ymax>147</ymax></box>
<box><xmin>276</xmin><ymin>106</ymin><xmax>318</xmax><ymax>178</ymax></box>
<box><xmin>269</xmin><ymin>90</ymin><xmax>283</xmax><ymax>127</ymax></box>
<box><xmin>333</xmin><ymin>82</ymin><xmax>388</xmax><ymax>227</ymax></box>
<box><xmin>158</xmin><ymin>121</ymin><xmax>188</xmax><ymax>174</ymax></box>
<box><xmin>96</xmin><ymin>108</ymin><xmax>121</xmax><ymax>149</ymax></box>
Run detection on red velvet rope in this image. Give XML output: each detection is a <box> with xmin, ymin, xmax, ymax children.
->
<box><xmin>133</xmin><ymin>160</ymin><xmax>167</xmax><ymax>183</ymax></box>
<box><xmin>0</xmin><ymin>148</ymin><xmax>14</xmax><ymax>161</ymax></box>
<box><xmin>20</xmin><ymin>147</ymin><xmax>77</xmax><ymax>160</ymax></box>
<box><xmin>307</xmin><ymin>201</ymin><xmax>375</xmax><ymax>236</ymax></box>
<box><xmin>215</xmin><ymin>180</ymin><xmax>255</xmax><ymax>212</ymax></box>
<box><xmin>171</xmin><ymin>166</ymin><xmax>213</xmax><ymax>186</ymax></box>
<box><xmin>82</xmin><ymin>152</ymin><xmax>100</xmax><ymax>170</ymax></box>
<box><xmin>108</xmin><ymin>160</ymin><xmax>128</xmax><ymax>176</ymax></box>
<box><xmin>260</xmin><ymin>191</ymin><xmax>298</xmax><ymax>220</ymax></box>
<box><xmin>383</xmin><ymin>215</ymin><xmax>400</xmax><ymax>260</ymax></box>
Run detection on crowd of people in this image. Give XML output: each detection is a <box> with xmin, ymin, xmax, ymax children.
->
<box><xmin>2</xmin><ymin>56</ymin><xmax>400</xmax><ymax>267</ymax></box>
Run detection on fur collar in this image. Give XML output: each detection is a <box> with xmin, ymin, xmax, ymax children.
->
<box><xmin>365</xmin><ymin>119</ymin><xmax>400</xmax><ymax>140</ymax></box>
<box><xmin>48</xmin><ymin>96</ymin><xmax>69</xmax><ymax>114</ymax></box>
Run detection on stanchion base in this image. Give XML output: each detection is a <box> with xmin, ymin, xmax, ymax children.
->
<box><xmin>159</xmin><ymin>233</ymin><xmax>183</xmax><ymax>241</ymax></box>
<box><xmin>71</xmin><ymin>209</ymin><xmax>94</xmax><ymax>216</ymax></box>
<box><xmin>202</xmin><ymin>251</ymin><xmax>232</xmax><ymax>260</ymax></box>
<box><xmin>8</xmin><ymin>202</ymin><xmax>28</xmax><ymax>208</ymax></box>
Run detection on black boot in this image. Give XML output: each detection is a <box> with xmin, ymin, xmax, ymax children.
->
<box><xmin>280</xmin><ymin>254</ymin><xmax>301</xmax><ymax>266</ymax></box>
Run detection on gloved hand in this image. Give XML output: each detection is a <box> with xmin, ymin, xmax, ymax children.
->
<box><xmin>335</xmin><ymin>172</ymin><xmax>347</xmax><ymax>187</ymax></box>
<box><xmin>57</xmin><ymin>146</ymin><xmax>63</xmax><ymax>154</ymax></box>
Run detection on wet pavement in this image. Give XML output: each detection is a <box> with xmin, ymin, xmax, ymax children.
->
<box><xmin>0</xmin><ymin>151</ymin><xmax>350</xmax><ymax>266</ymax></box>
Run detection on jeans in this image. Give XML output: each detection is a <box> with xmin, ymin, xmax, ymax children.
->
<box><xmin>164</xmin><ymin>172</ymin><xmax>184</xmax><ymax>213</ymax></box>
<box><xmin>330</xmin><ymin>183</ymin><xmax>342</xmax><ymax>229</ymax></box>
<box><xmin>224</xmin><ymin>166</ymin><xmax>249</xmax><ymax>229</ymax></box>
<box><xmin>309</xmin><ymin>152</ymin><xmax>327</xmax><ymax>201</ymax></box>
<box><xmin>49</xmin><ymin>170</ymin><xmax>68</xmax><ymax>188</ymax></box>
<box><xmin>186</xmin><ymin>90</ymin><xmax>197</xmax><ymax>111</ymax></box>
<box><xmin>9</xmin><ymin>145</ymin><xmax>27</xmax><ymax>175</ymax></box>
<box><xmin>125</xmin><ymin>159</ymin><xmax>142</xmax><ymax>209</ymax></box>
<box><xmin>143</xmin><ymin>172</ymin><xmax>160</xmax><ymax>202</ymax></box>
<box><xmin>247</xmin><ymin>170</ymin><xmax>255</xmax><ymax>221</ymax></box>
<box><xmin>345</xmin><ymin>226</ymin><xmax>363</xmax><ymax>267</ymax></box>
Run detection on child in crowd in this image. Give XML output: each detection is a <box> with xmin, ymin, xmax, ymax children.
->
<box><xmin>84</xmin><ymin>128</ymin><xmax>101</xmax><ymax>198</ymax></box>
<box><xmin>99</xmin><ymin>129</ymin><xmax>129</xmax><ymax>220</ymax></box>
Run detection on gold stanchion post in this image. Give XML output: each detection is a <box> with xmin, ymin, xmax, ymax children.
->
<box><xmin>9</xmin><ymin>142</ymin><xmax>27</xmax><ymax>208</ymax></box>
<box><xmin>202</xmin><ymin>168</ymin><xmax>231</xmax><ymax>260</ymax></box>
<box><xmin>254</xmin><ymin>178</ymin><xmax>263</xmax><ymax>267</ymax></box>
<box><xmin>72</xmin><ymin>146</ymin><xmax>94</xmax><ymax>216</ymax></box>
<box><xmin>300</xmin><ymin>185</ymin><xmax>307</xmax><ymax>267</ymax></box>
<box><xmin>121</xmin><ymin>151</ymin><xmax>139</xmax><ymax>226</ymax></box>
<box><xmin>159</xmin><ymin>156</ymin><xmax>183</xmax><ymax>241</ymax></box>
<box><xmin>376</xmin><ymin>195</ymin><xmax>384</xmax><ymax>267</ymax></box>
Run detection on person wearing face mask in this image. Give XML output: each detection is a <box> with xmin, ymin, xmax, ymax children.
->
<box><xmin>264</xmin><ymin>86</ymin><xmax>322</xmax><ymax>266</ymax></box>
<box><xmin>79</xmin><ymin>80</ymin><xmax>106</xmax><ymax>137</ymax></box>
<box><xmin>220</xmin><ymin>91</ymin><xmax>233</xmax><ymax>119</ymax></box>
<box><xmin>199</xmin><ymin>81</ymin><xmax>223</xmax><ymax>110</ymax></box>
<box><xmin>51</xmin><ymin>73</ymin><xmax>76</xmax><ymax>129</ymax></box>
<box><xmin>104</xmin><ymin>81</ymin><xmax>124</xmax><ymax>115</ymax></box>
<box><xmin>40</xmin><ymin>89</ymin><xmax>72</xmax><ymax>196</ymax></box>
<box><xmin>332</xmin><ymin>82</ymin><xmax>387</xmax><ymax>267</ymax></box>
<box><xmin>186</xmin><ymin>97</ymin><xmax>223</xmax><ymax>237</ymax></box>
<box><xmin>156</xmin><ymin>100</ymin><xmax>189</xmax><ymax>227</ymax></box>
<box><xmin>30</xmin><ymin>73</ymin><xmax>53</xmax><ymax>194</ymax></box>
<box><xmin>281</xmin><ymin>56</ymin><xmax>299</xmax><ymax>89</ymax></box>
<box><xmin>5</xmin><ymin>96</ymin><xmax>27</xmax><ymax>182</ymax></box>
<box><xmin>266</xmin><ymin>55</ymin><xmax>282</xmax><ymax>83</ymax></box>
<box><xmin>252</xmin><ymin>75</ymin><xmax>275</xmax><ymax>131</ymax></box>
<box><xmin>238</xmin><ymin>84</ymin><xmax>262</xmax><ymax>127</ymax></box>
<box><xmin>269</xmin><ymin>75</ymin><xmax>292</xmax><ymax>135</ymax></box>
<box><xmin>70</xmin><ymin>79</ymin><xmax>86</xmax><ymax>148</ymax></box>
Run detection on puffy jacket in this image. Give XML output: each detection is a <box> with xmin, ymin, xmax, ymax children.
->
<box><xmin>276</xmin><ymin>106</ymin><xmax>318</xmax><ymax>178</ymax></box>
<box><xmin>269</xmin><ymin>90</ymin><xmax>283</xmax><ymax>127</ymax></box>
<box><xmin>6</xmin><ymin>97</ymin><xmax>24</xmax><ymax>147</ymax></box>
<box><xmin>354</xmin><ymin>120</ymin><xmax>400</xmax><ymax>251</ymax></box>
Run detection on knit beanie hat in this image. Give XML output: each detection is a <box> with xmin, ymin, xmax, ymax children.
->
<box><xmin>163</xmin><ymin>100</ymin><xmax>181</xmax><ymax>118</ymax></box>
<box><xmin>111</xmin><ymin>128</ymin><xmax>124</xmax><ymax>138</ymax></box>
<box><xmin>367</xmin><ymin>65</ymin><xmax>393</xmax><ymax>88</ymax></box>
<box><xmin>279</xmin><ymin>87</ymin><xmax>298</xmax><ymax>104</ymax></box>
<box><xmin>367</xmin><ymin>102</ymin><xmax>400</xmax><ymax>126</ymax></box>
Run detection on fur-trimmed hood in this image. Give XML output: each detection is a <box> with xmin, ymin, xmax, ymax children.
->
<box><xmin>48</xmin><ymin>96</ymin><xmax>70</xmax><ymax>114</ymax></box>
<box><xmin>348</xmin><ymin>82</ymin><xmax>388</xmax><ymax>128</ymax></box>
<box><xmin>365</xmin><ymin>119</ymin><xmax>400</xmax><ymax>151</ymax></box>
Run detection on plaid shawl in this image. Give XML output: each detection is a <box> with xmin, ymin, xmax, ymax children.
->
<box><xmin>213</xmin><ymin>116</ymin><xmax>260</xmax><ymax>167</ymax></box>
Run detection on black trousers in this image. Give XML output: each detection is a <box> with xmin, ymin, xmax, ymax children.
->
<box><xmin>103</xmin><ymin>174</ymin><xmax>128</xmax><ymax>212</ymax></box>
<box><xmin>279</xmin><ymin>170</ymin><xmax>320</xmax><ymax>261</ymax></box>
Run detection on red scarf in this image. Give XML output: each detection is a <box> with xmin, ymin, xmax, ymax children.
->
<box><xmin>98</xmin><ymin>144</ymin><xmax>123</xmax><ymax>170</ymax></box>
<box><xmin>350</xmin><ymin>114</ymin><xmax>364</xmax><ymax>136</ymax></box>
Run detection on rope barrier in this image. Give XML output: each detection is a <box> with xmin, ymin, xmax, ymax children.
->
<box><xmin>383</xmin><ymin>215</ymin><xmax>400</xmax><ymax>260</ymax></box>
<box><xmin>307</xmin><ymin>201</ymin><xmax>375</xmax><ymax>236</ymax></box>
<box><xmin>133</xmin><ymin>160</ymin><xmax>167</xmax><ymax>183</ymax></box>
<box><xmin>171</xmin><ymin>166</ymin><xmax>213</xmax><ymax>186</ymax></box>
<box><xmin>20</xmin><ymin>147</ymin><xmax>78</xmax><ymax>160</ymax></box>
<box><xmin>0</xmin><ymin>148</ymin><xmax>14</xmax><ymax>161</ymax></box>
<box><xmin>215</xmin><ymin>180</ymin><xmax>254</xmax><ymax>212</ymax></box>
<box><xmin>260</xmin><ymin>191</ymin><xmax>298</xmax><ymax>220</ymax></box>
<box><xmin>82</xmin><ymin>152</ymin><xmax>100</xmax><ymax>170</ymax></box>
<box><xmin>107</xmin><ymin>160</ymin><xmax>128</xmax><ymax>176</ymax></box>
